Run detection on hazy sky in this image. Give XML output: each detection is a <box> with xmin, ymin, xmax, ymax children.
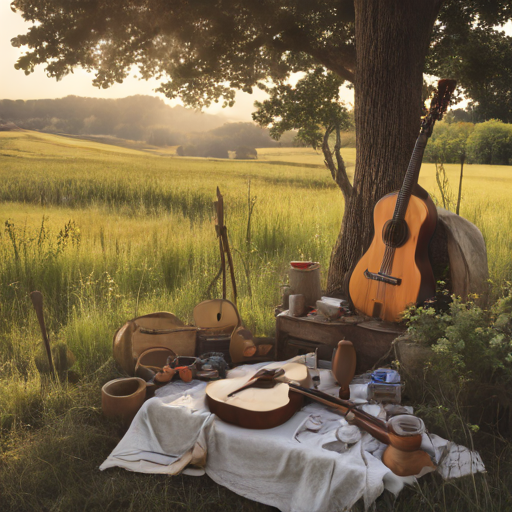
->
<box><xmin>0</xmin><ymin>2</ymin><xmax>356</xmax><ymax>122</ymax></box>
<box><xmin>4</xmin><ymin>4</ymin><xmax>509</xmax><ymax>120</ymax></box>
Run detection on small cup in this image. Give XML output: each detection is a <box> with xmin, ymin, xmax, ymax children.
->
<box><xmin>289</xmin><ymin>294</ymin><xmax>306</xmax><ymax>316</ymax></box>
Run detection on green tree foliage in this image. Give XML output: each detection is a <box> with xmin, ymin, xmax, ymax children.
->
<box><xmin>147</xmin><ymin>128</ymin><xmax>182</xmax><ymax>146</ymax></box>
<box><xmin>253</xmin><ymin>68</ymin><xmax>352</xmax><ymax>149</ymax></box>
<box><xmin>9</xmin><ymin>0</ymin><xmax>512</xmax><ymax>121</ymax></box>
<box><xmin>9</xmin><ymin>1</ymin><xmax>511</xmax><ymax>108</ymax></box>
<box><xmin>466</xmin><ymin>120</ymin><xmax>512</xmax><ymax>165</ymax></box>
<box><xmin>423</xmin><ymin>121</ymin><xmax>474</xmax><ymax>164</ymax></box>
<box><xmin>253</xmin><ymin>68</ymin><xmax>353</xmax><ymax>199</ymax></box>
<box><xmin>234</xmin><ymin>146</ymin><xmax>257</xmax><ymax>160</ymax></box>
<box><xmin>444</xmin><ymin>108</ymin><xmax>476</xmax><ymax>124</ymax></box>
<box><xmin>207</xmin><ymin>123</ymin><xmax>275</xmax><ymax>149</ymax></box>
<box><xmin>427</xmin><ymin>10</ymin><xmax>512</xmax><ymax>123</ymax></box>
<box><xmin>175</xmin><ymin>140</ymin><xmax>235</xmax><ymax>158</ymax></box>
<box><xmin>424</xmin><ymin>119</ymin><xmax>512</xmax><ymax>165</ymax></box>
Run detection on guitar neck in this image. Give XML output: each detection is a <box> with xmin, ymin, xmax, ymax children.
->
<box><xmin>393</xmin><ymin>130</ymin><xmax>429</xmax><ymax>221</ymax></box>
<box><xmin>392</xmin><ymin>79</ymin><xmax>456</xmax><ymax>222</ymax></box>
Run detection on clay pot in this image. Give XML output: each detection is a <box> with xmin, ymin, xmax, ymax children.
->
<box><xmin>331</xmin><ymin>340</ymin><xmax>356</xmax><ymax>399</ymax></box>
<box><xmin>102</xmin><ymin>377</ymin><xmax>146</xmax><ymax>426</ymax></box>
<box><xmin>387</xmin><ymin>414</ymin><xmax>425</xmax><ymax>451</ymax></box>
<box><xmin>394</xmin><ymin>337</ymin><xmax>433</xmax><ymax>377</ymax></box>
<box><xmin>381</xmin><ymin>414</ymin><xmax>434</xmax><ymax>477</ymax></box>
<box><xmin>230</xmin><ymin>327</ymin><xmax>257</xmax><ymax>363</ymax></box>
<box><xmin>388</xmin><ymin>431</ymin><xmax>423</xmax><ymax>452</ymax></box>
<box><xmin>382</xmin><ymin>445</ymin><xmax>434</xmax><ymax>477</ymax></box>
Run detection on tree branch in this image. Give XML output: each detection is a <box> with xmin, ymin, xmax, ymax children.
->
<box><xmin>309</xmin><ymin>47</ymin><xmax>355</xmax><ymax>84</ymax></box>
<box><xmin>265</xmin><ymin>23</ymin><xmax>356</xmax><ymax>84</ymax></box>
<box><xmin>322</xmin><ymin>124</ymin><xmax>353</xmax><ymax>200</ymax></box>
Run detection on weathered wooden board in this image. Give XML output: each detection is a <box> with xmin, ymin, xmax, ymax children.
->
<box><xmin>276</xmin><ymin>314</ymin><xmax>403</xmax><ymax>373</ymax></box>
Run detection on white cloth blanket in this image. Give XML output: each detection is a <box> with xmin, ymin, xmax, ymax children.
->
<box><xmin>100</xmin><ymin>360</ymin><xmax>485</xmax><ymax>512</ymax></box>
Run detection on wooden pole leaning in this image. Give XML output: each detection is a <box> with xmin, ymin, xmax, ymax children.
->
<box><xmin>30</xmin><ymin>290</ymin><xmax>56</xmax><ymax>378</ymax></box>
<box><xmin>214</xmin><ymin>187</ymin><xmax>237</xmax><ymax>305</ymax></box>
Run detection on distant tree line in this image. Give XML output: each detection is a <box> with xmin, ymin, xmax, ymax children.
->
<box><xmin>0</xmin><ymin>96</ymin><xmax>293</xmax><ymax>157</ymax></box>
<box><xmin>174</xmin><ymin>123</ymin><xmax>297</xmax><ymax>159</ymax></box>
<box><xmin>424</xmin><ymin>119</ymin><xmax>512</xmax><ymax>166</ymax></box>
<box><xmin>0</xmin><ymin>95</ymin><xmax>223</xmax><ymax>137</ymax></box>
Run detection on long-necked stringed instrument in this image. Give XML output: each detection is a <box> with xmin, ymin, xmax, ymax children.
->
<box><xmin>349</xmin><ymin>79</ymin><xmax>456</xmax><ymax>322</ymax></box>
<box><xmin>206</xmin><ymin>366</ymin><xmax>435</xmax><ymax>476</ymax></box>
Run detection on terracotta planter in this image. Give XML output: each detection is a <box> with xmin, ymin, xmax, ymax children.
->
<box><xmin>394</xmin><ymin>337</ymin><xmax>433</xmax><ymax>376</ymax></box>
<box><xmin>102</xmin><ymin>377</ymin><xmax>147</xmax><ymax>426</ymax></box>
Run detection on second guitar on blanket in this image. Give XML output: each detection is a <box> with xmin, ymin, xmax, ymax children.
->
<box><xmin>349</xmin><ymin>79</ymin><xmax>457</xmax><ymax>323</ymax></box>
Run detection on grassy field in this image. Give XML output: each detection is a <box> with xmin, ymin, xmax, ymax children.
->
<box><xmin>1</xmin><ymin>130</ymin><xmax>511</xmax><ymax>511</ymax></box>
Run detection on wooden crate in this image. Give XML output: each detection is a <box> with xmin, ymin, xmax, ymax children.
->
<box><xmin>276</xmin><ymin>313</ymin><xmax>404</xmax><ymax>373</ymax></box>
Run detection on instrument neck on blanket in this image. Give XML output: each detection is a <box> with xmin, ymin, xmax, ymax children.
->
<box><xmin>288</xmin><ymin>384</ymin><xmax>436</xmax><ymax>478</ymax></box>
<box><xmin>288</xmin><ymin>384</ymin><xmax>390</xmax><ymax>445</ymax></box>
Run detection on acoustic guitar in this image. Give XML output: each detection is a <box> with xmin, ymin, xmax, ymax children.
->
<box><xmin>349</xmin><ymin>79</ymin><xmax>456</xmax><ymax>322</ymax></box>
<box><xmin>205</xmin><ymin>363</ymin><xmax>311</xmax><ymax>429</ymax></box>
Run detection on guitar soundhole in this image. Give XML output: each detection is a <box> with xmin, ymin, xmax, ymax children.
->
<box><xmin>382</xmin><ymin>220</ymin><xmax>408</xmax><ymax>248</ymax></box>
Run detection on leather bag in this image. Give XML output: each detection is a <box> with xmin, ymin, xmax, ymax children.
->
<box><xmin>113</xmin><ymin>312</ymin><xmax>197</xmax><ymax>375</ymax></box>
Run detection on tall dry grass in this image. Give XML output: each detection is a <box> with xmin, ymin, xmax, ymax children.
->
<box><xmin>1</xmin><ymin>131</ymin><xmax>511</xmax><ymax>511</ymax></box>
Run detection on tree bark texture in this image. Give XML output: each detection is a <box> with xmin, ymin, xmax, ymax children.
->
<box><xmin>327</xmin><ymin>0</ymin><xmax>443</xmax><ymax>293</ymax></box>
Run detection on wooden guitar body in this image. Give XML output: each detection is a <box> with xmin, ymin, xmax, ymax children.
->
<box><xmin>205</xmin><ymin>362</ymin><xmax>311</xmax><ymax>429</ymax></box>
<box><xmin>349</xmin><ymin>189</ymin><xmax>437</xmax><ymax>322</ymax></box>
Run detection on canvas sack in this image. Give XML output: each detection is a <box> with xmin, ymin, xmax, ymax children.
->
<box><xmin>113</xmin><ymin>312</ymin><xmax>197</xmax><ymax>375</ymax></box>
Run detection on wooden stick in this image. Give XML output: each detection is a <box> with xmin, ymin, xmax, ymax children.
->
<box><xmin>222</xmin><ymin>227</ymin><xmax>238</xmax><ymax>305</ymax></box>
<box><xmin>215</xmin><ymin>187</ymin><xmax>237</xmax><ymax>305</ymax></box>
<box><xmin>30</xmin><ymin>291</ymin><xmax>56</xmax><ymax>378</ymax></box>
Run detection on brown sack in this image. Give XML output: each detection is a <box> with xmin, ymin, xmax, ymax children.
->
<box><xmin>436</xmin><ymin>208</ymin><xmax>489</xmax><ymax>299</ymax></box>
<box><xmin>113</xmin><ymin>312</ymin><xmax>197</xmax><ymax>375</ymax></box>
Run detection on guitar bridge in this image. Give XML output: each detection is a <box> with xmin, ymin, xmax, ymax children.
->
<box><xmin>364</xmin><ymin>269</ymin><xmax>401</xmax><ymax>286</ymax></box>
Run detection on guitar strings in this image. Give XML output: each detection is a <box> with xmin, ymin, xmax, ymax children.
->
<box><xmin>368</xmin><ymin>85</ymin><xmax>453</xmax><ymax>318</ymax></box>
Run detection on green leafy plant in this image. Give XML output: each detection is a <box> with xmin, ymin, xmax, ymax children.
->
<box><xmin>405</xmin><ymin>288</ymin><xmax>512</xmax><ymax>435</ymax></box>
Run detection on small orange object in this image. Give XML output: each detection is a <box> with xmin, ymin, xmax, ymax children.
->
<box><xmin>154</xmin><ymin>371</ymin><xmax>174</xmax><ymax>383</ymax></box>
<box><xmin>177</xmin><ymin>366</ymin><xmax>193</xmax><ymax>383</ymax></box>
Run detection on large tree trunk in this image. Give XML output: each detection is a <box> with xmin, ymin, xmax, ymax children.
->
<box><xmin>327</xmin><ymin>0</ymin><xmax>443</xmax><ymax>293</ymax></box>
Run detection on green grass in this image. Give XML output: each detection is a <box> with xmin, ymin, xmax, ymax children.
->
<box><xmin>1</xmin><ymin>130</ymin><xmax>512</xmax><ymax>511</ymax></box>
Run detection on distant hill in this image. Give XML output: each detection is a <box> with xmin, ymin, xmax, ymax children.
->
<box><xmin>0</xmin><ymin>95</ymin><xmax>227</xmax><ymax>139</ymax></box>
<box><xmin>0</xmin><ymin>95</ymin><xmax>298</xmax><ymax>154</ymax></box>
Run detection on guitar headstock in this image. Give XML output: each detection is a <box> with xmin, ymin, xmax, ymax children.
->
<box><xmin>421</xmin><ymin>79</ymin><xmax>457</xmax><ymax>137</ymax></box>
